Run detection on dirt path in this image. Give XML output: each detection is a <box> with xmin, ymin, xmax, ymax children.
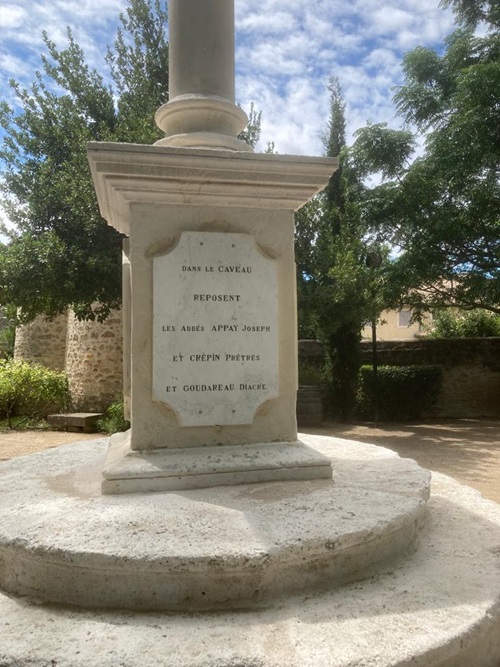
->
<box><xmin>0</xmin><ymin>429</ymin><xmax>101</xmax><ymax>462</ymax></box>
<box><xmin>1</xmin><ymin>420</ymin><xmax>499</xmax><ymax>504</ymax></box>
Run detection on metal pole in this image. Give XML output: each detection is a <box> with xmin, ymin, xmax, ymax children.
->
<box><xmin>371</xmin><ymin>316</ymin><xmax>379</xmax><ymax>426</ymax></box>
<box><xmin>365</xmin><ymin>251</ymin><xmax>382</xmax><ymax>427</ymax></box>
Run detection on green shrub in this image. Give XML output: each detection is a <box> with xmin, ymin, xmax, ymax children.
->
<box><xmin>0</xmin><ymin>359</ymin><xmax>69</xmax><ymax>427</ymax></box>
<box><xmin>298</xmin><ymin>360</ymin><xmax>325</xmax><ymax>386</ymax></box>
<box><xmin>356</xmin><ymin>364</ymin><xmax>442</xmax><ymax>421</ymax></box>
<box><xmin>97</xmin><ymin>398</ymin><xmax>130</xmax><ymax>435</ymax></box>
<box><xmin>430</xmin><ymin>309</ymin><xmax>500</xmax><ymax>338</ymax></box>
<box><xmin>428</xmin><ymin>310</ymin><xmax>462</xmax><ymax>338</ymax></box>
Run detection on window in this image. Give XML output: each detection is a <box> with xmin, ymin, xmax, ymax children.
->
<box><xmin>398</xmin><ymin>309</ymin><xmax>412</xmax><ymax>328</ymax></box>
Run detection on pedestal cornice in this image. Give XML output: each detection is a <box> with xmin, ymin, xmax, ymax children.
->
<box><xmin>87</xmin><ymin>142</ymin><xmax>338</xmax><ymax>234</ymax></box>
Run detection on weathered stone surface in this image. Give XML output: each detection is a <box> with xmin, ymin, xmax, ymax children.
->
<box><xmin>153</xmin><ymin>231</ymin><xmax>278</xmax><ymax>426</ymax></box>
<box><xmin>102</xmin><ymin>432</ymin><xmax>332</xmax><ymax>493</ymax></box>
<box><xmin>65</xmin><ymin>308</ymin><xmax>123</xmax><ymax>412</ymax></box>
<box><xmin>0</xmin><ymin>435</ymin><xmax>428</xmax><ymax>611</ymax></box>
<box><xmin>47</xmin><ymin>413</ymin><xmax>103</xmax><ymax>433</ymax></box>
<box><xmin>14</xmin><ymin>312</ymin><xmax>68</xmax><ymax>371</ymax></box>
<box><xmin>155</xmin><ymin>0</ymin><xmax>251</xmax><ymax>152</ymax></box>
<box><xmin>0</xmin><ymin>438</ymin><xmax>499</xmax><ymax>667</ymax></box>
<box><xmin>87</xmin><ymin>144</ymin><xmax>337</xmax><ymax>461</ymax></box>
<box><xmin>14</xmin><ymin>309</ymin><xmax>124</xmax><ymax>412</ymax></box>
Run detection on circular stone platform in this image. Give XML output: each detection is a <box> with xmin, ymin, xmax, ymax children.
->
<box><xmin>0</xmin><ymin>435</ymin><xmax>429</xmax><ymax>611</ymax></box>
<box><xmin>0</xmin><ymin>441</ymin><xmax>499</xmax><ymax>667</ymax></box>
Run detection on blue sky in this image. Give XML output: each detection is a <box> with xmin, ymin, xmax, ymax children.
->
<box><xmin>0</xmin><ymin>0</ymin><xmax>456</xmax><ymax>156</ymax></box>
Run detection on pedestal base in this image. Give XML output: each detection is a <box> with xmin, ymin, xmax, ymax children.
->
<box><xmin>102</xmin><ymin>431</ymin><xmax>333</xmax><ymax>494</ymax></box>
<box><xmin>1</xmin><ymin>437</ymin><xmax>500</xmax><ymax>666</ymax></box>
<box><xmin>0</xmin><ymin>435</ymin><xmax>429</xmax><ymax>612</ymax></box>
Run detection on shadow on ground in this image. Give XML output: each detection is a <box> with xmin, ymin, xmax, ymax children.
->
<box><xmin>301</xmin><ymin>420</ymin><xmax>500</xmax><ymax>504</ymax></box>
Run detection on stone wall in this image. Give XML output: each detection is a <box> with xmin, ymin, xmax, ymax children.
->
<box><xmin>14</xmin><ymin>309</ymin><xmax>123</xmax><ymax>412</ymax></box>
<box><xmin>15</xmin><ymin>324</ymin><xmax>500</xmax><ymax>418</ymax></box>
<box><xmin>14</xmin><ymin>313</ymin><xmax>68</xmax><ymax>371</ymax></box>
<box><xmin>360</xmin><ymin>338</ymin><xmax>500</xmax><ymax>419</ymax></box>
<box><xmin>298</xmin><ymin>338</ymin><xmax>500</xmax><ymax>419</ymax></box>
<box><xmin>65</xmin><ymin>309</ymin><xmax>123</xmax><ymax>412</ymax></box>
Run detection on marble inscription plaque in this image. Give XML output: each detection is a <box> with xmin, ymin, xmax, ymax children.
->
<box><xmin>153</xmin><ymin>231</ymin><xmax>278</xmax><ymax>426</ymax></box>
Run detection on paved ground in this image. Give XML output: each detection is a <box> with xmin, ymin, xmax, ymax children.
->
<box><xmin>303</xmin><ymin>420</ymin><xmax>500</xmax><ymax>504</ymax></box>
<box><xmin>0</xmin><ymin>419</ymin><xmax>499</xmax><ymax>504</ymax></box>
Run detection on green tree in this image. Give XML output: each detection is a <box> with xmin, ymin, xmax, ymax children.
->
<box><xmin>440</xmin><ymin>0</ymin><xmax>500</xmax><ymax>30</ymax></box>
<box><xmin>0</xmin><ymin>0</ymin><xmax>261</xmax><ymax>324</ymax></box>
<box><xmin>295</xmin><ymin>77</ymin><xmax>385</xmax><ymax>420</ymax></box>
<box><xmin>430</xmin><ymin>309</ymin><xmax>500</xmax><ymax>338</ymax></box>
<box><xmin>0</xmin><ymin>0</ymin><xmax>170</xmax><ymax>323</ymax></box>
<box><xmin>349</xmin><ymin>0</ymin><xmax>500</xmax><ymax>316</ymax></box>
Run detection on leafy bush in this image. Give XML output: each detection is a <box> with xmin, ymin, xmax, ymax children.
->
<box><xmin>97</xmin><ymin>398</ymin><xmax>130</xmax><ymax>435</ymax></box>
<box><xmin>430</xmin><ymin>310</ymin><xmax>500</xmax><ymax>338</ymax></box>
<box><xmin>0</xmin><ymin>359</ymin><xmax>69</xmax><ymax>427</ymax></box>
<box><xmin>298</xmin><ymin>360</ymin><xmax>325</xmax><ymax>386</ymax></box>
<box><xmin>357</xmin><ymin>364</ymin><xmax>442</xmax><ymax>421</ymax></box>
<box><xmin>0</xmin><ymin>304</ymin><xmax>17</xmax><ymax>358</ymax></box>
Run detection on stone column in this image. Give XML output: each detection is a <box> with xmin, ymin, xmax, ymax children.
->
<box><xmin>155</xmin><ymin>0</ymin><xmax>251</xmax><ymax>151</ymax></box>
<box><xmin>14</xmin><ymin>312</ymin><xmax>68</xmax><ymax>372</ymax></box>
<box><xmin>169</xmin><ymin>0</ymin><xmax>235</xmax><ymax>102</ymax></box>
<box><xmin>65</xmin><ymin>308</ymin><xmax>123</xmax><ymax>412</ymax></box>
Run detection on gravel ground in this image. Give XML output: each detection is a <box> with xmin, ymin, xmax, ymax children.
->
<box><xmin>0</xmin><ymin>419</ymin><xmax>499</xmax><ymax>504</ymax></box>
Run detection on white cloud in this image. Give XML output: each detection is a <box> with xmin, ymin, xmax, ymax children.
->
<box><xmin>0</xmin><ymin>52</ymin><xmax>31</xmax><ymax>79</ymax></box>
<box><xmin>236</xmin><ymin>0</ymin><xmax>455</xmax><ymax>154</ymax></box>
<box><xmin>0</xmin><ymin>0</ymin><xmax>457</xmax><ymax>159</ymax></box>
<box><xmin>239</xmin><ymin>11</ymin><xmax>299</xmax><ymax>35</ymax></box>
<box><xmin>371</xmin><ymin>8</ymin><xmax>415</xmax><ymax>33</ymax></box>
<box><xmin>1</xmin><ymin>4</ymin><xmax>27</xmax><ymax>29</ymax></box>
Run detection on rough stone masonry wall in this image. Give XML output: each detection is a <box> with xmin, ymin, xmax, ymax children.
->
<box><xmin>14</xmin><ymin>313</ymin><xmax>68</xmax><ymax>371</ymax></box>
<box><xmin>65</xmin><ymin>309</ymin><xmax>123</xmax><ymax>412</ymax></box>
<box><xmin>360</xmin><ymin>338</ymin><xmax>500</xmax><ymax>419</ymax></box>
<box><xmin>15</xmin><ymin>309</ymin><xmax>123</xmax><ymax>412</ymax></box>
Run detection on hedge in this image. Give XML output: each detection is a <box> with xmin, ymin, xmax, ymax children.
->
<box><xmin>357</xmin><ymin>364</ymin><xmax>442</xmax><ymax>421</ymax></box>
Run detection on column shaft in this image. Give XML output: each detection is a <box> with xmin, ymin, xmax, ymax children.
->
<box><xmin>169</xmin><ymin>0</ymin><xmax>235</xmax><ymax>102</ymax></box>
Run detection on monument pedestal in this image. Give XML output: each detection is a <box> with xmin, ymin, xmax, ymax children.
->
<box><xmin>1</xmin><ymin>433</ymin><xmax>500</xmax><ymax>667</ymax></box>
<box><xmin>0</xmin><ymin>434</ymin><xmax>431</xmax><ymax>612</ymax></box>
<box><xmin>88</xmin><ymin>144</ymin><xmax>337</xmax><ymax>493</ymax></box>
<box><xmin>102</xmin><ymin>432</ymin><xmax>333</xmax><ymax>494</ymax></box>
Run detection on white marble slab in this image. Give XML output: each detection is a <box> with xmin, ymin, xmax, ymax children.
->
<box><xmin>153</xmin><ymin>231</ymin><xmax>278</xmax><ymax>426</ymax></box>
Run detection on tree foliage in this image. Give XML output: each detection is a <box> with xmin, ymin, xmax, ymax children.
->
<box><xmin>0</xmin><ymin>0</ymin><xmax>261</xmax><ymax>323</ymax></box>
<box><xmin>439</xmin><ymin>0</ymin><xmax>500</xmax><ymax>31</ymax></box>
<box><xmin>349</xmin><ymin>1</ymin><xmax>500</xmax><ymax>316</ymax></box>
<box><xmin>429</xmin><ymin>308</ymin><xmax>500</xmax><ymax>338</ymax></box>
<box><xmin>295</xmin><ymin>76</ymin><xmax>388</xmax><ymax>420</ymax></box>
<box><xmin>0</xmin><ymin>0</ymin><xmax>170</xmax><ymax>323</ymax></box>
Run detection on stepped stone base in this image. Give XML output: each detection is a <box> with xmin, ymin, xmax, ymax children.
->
<box><xmin>0</xmin><ymin>436</ymin><xmax>499</xmax><ymax>666</ymax></box>
<box><xmin>0</xmin><ymin>435</ymin><xmax>428</xmax><ymax>610</ymax></box>
<box><xmin>102</xmin><ymin>431</ymin><xmax>333</xmax><ymax>494</ymax></box>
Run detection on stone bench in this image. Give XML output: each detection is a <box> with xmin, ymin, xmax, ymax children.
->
<box><xmin>47</xmin><ymin>413</ymin><xmax>103</xmax><ymax>433</ymax></box>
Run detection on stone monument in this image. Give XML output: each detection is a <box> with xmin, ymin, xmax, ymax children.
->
<box><xmin>0</xmin><ymin>1</ymin><xmax>499</xmax><ymax>664</ymax></box>
<box><xmin>88</xmin><ymin>0</ymin><xmax>338</xmax><ymax>493</ymax></box>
